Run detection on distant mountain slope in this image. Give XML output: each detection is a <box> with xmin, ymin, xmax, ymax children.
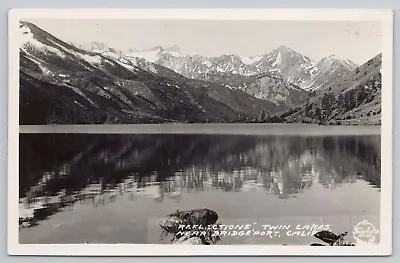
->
<box><xmin>251</xmin><ymin>45</ymin><xmax>317</xmax><ymax>87</ymax></box>
<box><xmin>19</xmin><ymin>21</ymin><xmax>282</xmax><ymax>124</ymax></box>
<box><xmin>120</xmin><ymin>45</ymin><xmax>318</xmax><ymax>86</ymax></box>
<box><xmin>241</xmin><ymin>75</ymin><xmax>308</xmax><ymax>106</ymax></box>
<box><xmin>269</xmin><ymin>54</ymin><xmax>382</xmax><ymax>125</ymax></box>
<box><xmin>79</xmin><ymin>41</ymin><xmax>366</xmax><ymax>109</ymax></box>
<box><xmin>138</xmin><ymin>46</ymin><xmax>311</xmax><ymax>105</ymax></box>
<box><xmin>205</xmin><ymin>72</ymin><xmax>309</xmax><ymax>106</ymax></box>
<box><xmin>77</xmin><ymin>42</ymin><xmax>308</xmax><ymax>107</ymax></box>
<box><xmin>78</xmin><ymin>41</ymin><xmax>364</xmax><ymax>97</ymax></box>
<box><xmin>301</xmin><ymin>55</ymin><xmax>358</xmax><ymax>91</ymax></box>
<box><xmin>328</xmin><ymin>53</ymin><xmax>381</xmax><ymax>94</ymax></box>
<box><xmin>148</xmin><ymin>45</ymin><xmax>319</xmax><ymax>89</ymax></box>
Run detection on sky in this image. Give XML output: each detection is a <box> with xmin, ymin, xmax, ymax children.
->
<box><xmin>26</xmin><ymin>19</ymin><xmax>382</xmax><ymax>65</ymax></box>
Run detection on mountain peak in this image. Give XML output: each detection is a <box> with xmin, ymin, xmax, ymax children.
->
<box><xmin>325</xmin><ymin>54</ymin><xmax>344</xmax><ymax>60</ymax></box>
<box><xmin>149</xmin><ymin>45</ymin><xmax>163</xmax><ymax>51</ymax></box>
<box><xmin>20</xmin><ymin>21</ymin><xmax>36</xmax><ymax>29</ymax></box>
<box><xmin>273</xmin><ymin>45</ymin><xmax>295</xmax><ymax>54</ymax></box>
<box><xmin>143</xmin><ymin>45</ymin><xmax>182</xmax><ymax>55</ymax></box>
<box><xmin>277</xmin><ymin>45</ymin><xmax>290</xmax><ymax>50</ymax></box>
<box><xmin>164</xmin><ymin>45</ymin><xmax>180</xmax><ymax>52</ymax></box>
<box><xmin>319</xmin><ymin>55</ymin><xmax>358</xmax><ymax>70</ymax></box>
<box><xmin>268</xmin><ymin>45</ymin><xmax>308</xmax><ymax>60</ymax></box>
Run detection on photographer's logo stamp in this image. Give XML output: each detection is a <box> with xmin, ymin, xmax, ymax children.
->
<box><xmin>353</xmin><ymin>220</ymin><xmax>379</xmax><ymax>243</ymax></box>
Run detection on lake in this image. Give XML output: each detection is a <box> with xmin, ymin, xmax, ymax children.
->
<box><xmin>18</xmin><ymin>124</ymin><xmax>381</xmax><ymax>245</ymax></box>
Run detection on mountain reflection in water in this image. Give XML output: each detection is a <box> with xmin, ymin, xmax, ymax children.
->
<box><xmin>19</xmin><ymin>133</ymin><xmax>381</xmax><ymax>230</ymax></box>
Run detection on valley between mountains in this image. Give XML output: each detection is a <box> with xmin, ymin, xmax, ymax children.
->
<box><xmin>19</xmin><ymin>21</ymin><xmax>382</xmax><ymax>125</ymax></box>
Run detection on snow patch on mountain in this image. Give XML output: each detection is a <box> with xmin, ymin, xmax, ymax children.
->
<box><xmin>126</xmin><ymin>46</ymin><xmax>184</xmax><ymax>62</ymax></box>
<box><xmin>20</xmin><ymin>25</ymin><xmax>66</xmax><ymax>58</ymax></box>
<box><xmin>127</xmin><ymin>49</ymin><xmax>161</xmax><ymax>62</ymax></box>
<box><xmin>225</xmin><ymin>85</ymin><xmax>236</xmax><ymax>90</ymax></box>
<box><xmin>300</xmin><ymin>55</ymin><xmax>359</xmax><ymax>91</ymax></box>
<box><xmin>77</xmin><ymin>53</ymin><xmax>103</xmax><ymax>65</ymax></box>
<box><xmin>321</xmin><ymin>55</ymin><xmax>358</xmax><ymax>71</ymax></box>
<box><xmin>49</xmin><ymin>39</ymin><xmax>103</xmax><ymax>65</ymax></box>
<box><xmin>22</xmin><ymin>53</ymin><xmax>47</xmax><ymax>73</ymax></box>
<box><xmin>113</xmin><ymin>59</ymin><xmax>138</xmax><ymax>72</ymax></box>
<box><xmin>100</xmin><ymin>51</ymin><xmax>123</xmax><ymax>61</ymax></box>
<box><xmin>271</xmin><ymin>52</ymin><xmax>282</xmax><ymax>67</ymax></box>
<box><xmin>309</xmin><ymin>66</ymin><xmax>318</xmax><ymax>75</ymax></box>
<box><xmin>78</xmin><ymin>41</ymin><xmax>111</xmax><ymax>53</ymax></box>
<box><xmin>202</xmin><ymin>61</ymin><xmax>212</xmax><ymax>67</ymax></box>
<box><xmin>240</xmin><ymin>56</ymin><xmax>262</xmax><ymax>65</ymax></box>
<box><xmin>167</xmin><ymin>51</ymin><xmax>182</xmax><ymax>57</ymax></box>
<box><xmin>68</xmin><ymin>85</ymin><xmax>97</xmax><ymax>107</ymax></box>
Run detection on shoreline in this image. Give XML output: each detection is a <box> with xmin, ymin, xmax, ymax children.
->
<box><xmin>19</xmin><ymin>123</ymin><xmax>381</xmax><ymax>135</ymax></box>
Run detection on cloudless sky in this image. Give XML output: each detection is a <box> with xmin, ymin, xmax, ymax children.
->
<box><xmin>26</xmin><ymin>19</ymin><xmax>381</xmax><ymax>65</ymax></box>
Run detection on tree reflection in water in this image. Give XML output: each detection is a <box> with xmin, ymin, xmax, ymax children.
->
<box><xmin>18</xmin><ymin>133</ymin><xmax>381</xmax><ymax>227</ymax></box>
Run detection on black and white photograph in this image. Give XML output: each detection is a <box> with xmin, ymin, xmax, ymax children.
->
<box><xmin>8</xmin><ymin>8</ymin><xmax>393</xmax><ymax>256</ymax></box>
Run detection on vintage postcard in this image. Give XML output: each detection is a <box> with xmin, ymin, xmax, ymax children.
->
<box><xmin>8</xmin><ymin>8</ymin><xmax>393</xmax><ymax>256</ymax></box>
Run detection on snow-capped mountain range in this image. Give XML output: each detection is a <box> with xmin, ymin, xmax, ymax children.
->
<box><xmin>301</xmin><ymin>55</ymin><xmax>358</xmax><ymax>91</ymax></box>
<box><xmin>19</xmin><ymin>21</ymin><xmax>285</xmax><ymax>125</ymax></box>
<box><xmin>77</xmin><ymin>42</ymin><xmax>359</xmax><ymax>91</ymax></box>
<box><xmin>280</xmin><ymin>53</ymin><xmax>382</xmax><ymax>125</ymax></box>
<box><xmin>19</xmin><ymin>21</ymin><xmax>380</xmax><ymax>125</ymax></box>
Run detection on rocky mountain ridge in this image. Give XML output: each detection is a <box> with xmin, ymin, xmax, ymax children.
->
<box><xmin>19</xmin><ymin>21</ymin><xmax>282</xmax><ymax>125</ymax></box>
<box><xmin>19</xmin><ymin>21</ymin><xmax>381</xmax><ymax>125</ymax></box>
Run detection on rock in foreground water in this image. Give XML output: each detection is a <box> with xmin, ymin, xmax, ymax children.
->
<box><xmin>160</xmin><ymin>208</ymin><xmax>220</xmax><ymax>245</ymax></box>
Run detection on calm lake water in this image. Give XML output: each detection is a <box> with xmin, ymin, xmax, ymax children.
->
<box><xmin>18</xmin><ymin>125</ymin><xmax>381</xmax><ymax>245</ymax></box>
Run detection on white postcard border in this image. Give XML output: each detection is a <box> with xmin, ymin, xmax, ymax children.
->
<box><xmin>7</xmin><ymin>8</ymin><xmax>394</xmax><ymax>256</ymax></box>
